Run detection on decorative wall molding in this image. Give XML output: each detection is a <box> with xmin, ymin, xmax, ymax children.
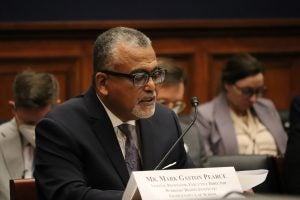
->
<box><xmin>0</xmin><ymin>19</ymin><xmax>299</xmax><ymax>119</ymax></box>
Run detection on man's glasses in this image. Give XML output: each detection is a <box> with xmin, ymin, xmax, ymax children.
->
<box><xmin>234</xmin><ymin>84</ymin><xmax>267</xmax><ymax>98</ymax></box>
<box><xmin>157</xmin><ymin>99</ymin><xmax>186</xmax><ymax>114</ymax></box>
<box><xmin>100</xmin><ymin>67</ymin><xmax>167</xmax><ymax>87</ymax></box>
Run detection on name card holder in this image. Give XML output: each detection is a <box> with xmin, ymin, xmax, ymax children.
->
<box><xmin>123</xmin><ymin>167</ymin><xmax>247</xmax><ymax>200</ymax></box>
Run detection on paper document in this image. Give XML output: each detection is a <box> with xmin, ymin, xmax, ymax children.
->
<box><xmin>123</xmin><ymin>167</ymin><xmax>243</xmax><ymax>200</ymax></box>
<box><xmin>122</xmin><ymin>168</ymin><xmax>268</xmax><ymax>200</ymax></box>
<box><xmin>237</xmin><ymin>169</ymin><xmax>268</xmax><ymax>191</ymax></box>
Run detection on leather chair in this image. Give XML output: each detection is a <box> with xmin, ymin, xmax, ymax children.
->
<box><xmin>207</xmin><ymin>155</ymin><xmax>283</xmax><ymax>194</ymax></box>
<box><xmin>10</xmin><ymin>178</ymin><xmax>37</xmax><ymax>200</ymax></box>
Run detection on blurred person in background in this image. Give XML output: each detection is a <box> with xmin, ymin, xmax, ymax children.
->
<box><xmin>156</xmin><ymin>57</ymin><xmax>208</xmax><ymax>167</ymax></box>
<box><xmin>196</xmin><ymin>53</ymin><xmax>287</xmax><ymax>156</ymax></box>
<box><xmin>0</xmin><ymin>70</ymin><xmax>60</xmax><ymax>200</ymax></box>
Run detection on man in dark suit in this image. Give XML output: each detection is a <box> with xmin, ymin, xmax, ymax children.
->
<box><xmin>283</xmin><ymin>96</ymin><xmax>300</xmax><ymax>195</ymax></box>
<box><xmin>34</xmin><ymin>27</ymin><xmax>194</xmax><ymax>200</ymax></box>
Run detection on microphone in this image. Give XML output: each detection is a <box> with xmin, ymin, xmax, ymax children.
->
<box><xmin>154</xmin><ymin>97</ymin><xmax>199</xmax><ymax>170</ymax></box>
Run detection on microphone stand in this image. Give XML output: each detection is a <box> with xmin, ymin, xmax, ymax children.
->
<box><xmin>154</xmin><ymin>97</ymin><xmax>199</xmax><ymax>170</ymax></box>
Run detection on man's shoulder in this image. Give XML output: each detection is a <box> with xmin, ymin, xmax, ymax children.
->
<box><xmin>154</xmin><ymin>103</ymin><xmax>174</xmax><ymax>116</ymax></box>
<box><xmin>144</xmin><ymin>103</ymin><xmax>177</xmax><ymax>125</ymax></box>
<box><xmin>154</xmin><ymin>103</ymin><xmax>176</xmax><ymax>119</ymax></box>
<box><xmin>0</xmin><ymin>119</ymin><xmax>19</xmax><ymax>142</ymax></box>
<box><xmin>48</xmin><ymin>94</ymin><xmax>86</xmax><ymax>115</ymax></box>
<box><xmin>0</xmin><ymin>119</ymin><xmax>16</xmax><ymax>133</ymax></box>
<box><xmin>49</xmin><ymin>88</ymin><xmax>98</xmax><ymax>118</ymax></box>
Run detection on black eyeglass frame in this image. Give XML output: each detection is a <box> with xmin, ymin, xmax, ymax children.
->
<box><xmin>234</xmin><ymin>84</ymin><xmax>267</xmax><ymax>98</ymax></box>
<box><xmin>100</xmin><ymin>67</ymin><xmax>167</xmax><ymax>87</ymax></box>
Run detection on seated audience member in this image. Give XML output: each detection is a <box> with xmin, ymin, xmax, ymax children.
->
<box><xmin>196</xmin><ymin>53</ymin><xmax>287</xmax><ymax>156</ymax></box>
<box><xmin>0</xmin><ymin>70</ymin><xmax>60</xmax><ymax>200</ymax></box>
<box><xmin>34</xmin><ymin>27</ymin><xmax>194</xmax><ymax>200</ymax></box>
<box><xmin>156</xmin><ymin>57</ymin><xmax>208</xmax><ymax>167</ymax></box>
<box><xmin>283</xmin><ymin>96</ymin><xmax>300</xmax><ymax>195</ymax></box>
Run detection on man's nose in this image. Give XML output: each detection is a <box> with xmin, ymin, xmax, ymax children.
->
<box><xmin>144</xmin><ymin>77</ymin><xmax>156</xmax><ymax>91</ymax></box>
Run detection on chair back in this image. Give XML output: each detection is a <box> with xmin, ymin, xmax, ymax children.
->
<box><xmin>208</xmin><ymin>155</ymin><xmax>283</xmax><ymax>194</ymax></box>
<box><xmin>10</xmin><ymin>178</ymin><xmax>37</xmax><ymax>200</ymax></box>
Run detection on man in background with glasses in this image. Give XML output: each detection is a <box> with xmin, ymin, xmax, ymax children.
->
<box><xmin>196</xmin><ymin>53</ymin><xmax>287</xmax><ymax>156</ymax></box>
<box><xmin>156</xmin><ymin>57</ymin><xmax>208</xmax><ymax>167</ymax></box>
<box><xmin>34</xmin><ymin>27</ymin><xmax>194</xmax><ymax>200</ymax></box>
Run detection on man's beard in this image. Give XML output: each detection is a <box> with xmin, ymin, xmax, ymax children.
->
<box><xmin>132</xmin><ymin>92</ymin><xmax>156</xmax><ymax>119</ymax></box>
<box><xmin>132</xmin><ymin>103</ymin><xmax>155</xmax><ymax>119</ymax></box>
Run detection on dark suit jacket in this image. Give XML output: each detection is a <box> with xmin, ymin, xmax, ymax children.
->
<box><xmin>34</xmin><ymin>87</ymin><xmax>193</xmax><ymax>200</ymax></box>
<box><xmin>284</xmin><ymin>96</ymin><xmax>300</xmax><ymax>194</ymax></box>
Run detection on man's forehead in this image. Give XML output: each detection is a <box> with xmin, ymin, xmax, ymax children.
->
<box><xmin>114</xmin><ymin>49</ymin><xmax>157</xmax><ymax>71</ymax></box>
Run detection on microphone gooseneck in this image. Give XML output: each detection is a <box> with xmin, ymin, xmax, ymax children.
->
<box><xmin>154</xmin><ymin>97</ymin><xmax>199</xmax><ymax>170</ymax></box>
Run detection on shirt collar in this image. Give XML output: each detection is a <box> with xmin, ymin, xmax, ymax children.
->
<box><xmin>96</xmin><ymin>94</ymin><xmax>135</xmax><ymax>128</ymax></box>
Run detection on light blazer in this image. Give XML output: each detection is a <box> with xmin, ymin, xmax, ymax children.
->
<box><xmin>0</xmin><ymin>119</ymin><xmax>25</xmax><ymax>200</ymax></box>
<box><xmin>179</xmin><ymin>114</ymin><xmax>209</xmax><ymax>168</ymax></box>
<box><xmin>34</xmin><ymin>87</ymin><xmax>194</xmax><ymax>200</ymax></box>
<box><xmin>196</xmin><ymin>93</ymin><xmax>287</xmax><ymax>156</ymax></box>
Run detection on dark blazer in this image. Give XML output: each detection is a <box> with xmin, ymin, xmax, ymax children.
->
<box><xmin>34</xmin><ymin>87</ymin><xmax>193</xmax><ymax>200</ymax></box>
<box><xmin>284</xmin><ymin>96</ymin><xmax>300</xmax><ymax>194</ymax></box>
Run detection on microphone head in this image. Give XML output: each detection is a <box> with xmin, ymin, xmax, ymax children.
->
<box><xmin>190</xmin><ymin>97</ymin><xmax>199</xmax><ymax>107</ymax></box>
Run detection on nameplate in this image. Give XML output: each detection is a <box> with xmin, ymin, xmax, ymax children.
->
<box><xmin>122</xmin><ymin>167</ymin><xmax>244</xmax><ymax>200</ymax></box>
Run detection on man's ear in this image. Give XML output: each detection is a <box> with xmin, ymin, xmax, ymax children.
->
<box><xmin>224</xmin><ymin>83</ymin><xmax>230</xmax><ymax>92</ymax></box>
<box><xmin>8</xmin><ymin>101</ymin><xmax>24</xmax><ymax>126</ymax></box>
<box><xmin>8</xmin><ymin>100</ymin><xmax>18</xmax><ymax>117</ymax></box>
<box><xmin>95</xmin><ymin>72</ymin><xmax>109</xmax><ymax>95</ymax></box>
<box><xmin>8</xmin><ymin>100</ymin><xmax>15</xmax><ymax>108</ymax></box>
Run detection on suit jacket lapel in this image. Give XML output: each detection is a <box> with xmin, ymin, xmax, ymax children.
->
<box><xmin>253</xmin><ymin>102</ymin><xmax>276</xmax><ymax>134</ymax></box>
<box><xmin>214</xmin><ymin>94</ymin><xmax>239</xmax><ymax>154</ymax></box>
<box><xmin>92</xmin><ymin>120</ymin><xmax>129</xmax><ymax>184</ymax></box>
<box><xmin>84</xmin><ymin>87</ymin><xmax>129</xmax><ymax>185</ymax></box>
<box><xmin>253</xmin><ymin>101</ymin><xmax>287</xmax><ymax>154</ymax></box>
<box><xmin>0</xmin><ymin>119</ymin><xmax>24</xmax><ymax>178</ymax></box>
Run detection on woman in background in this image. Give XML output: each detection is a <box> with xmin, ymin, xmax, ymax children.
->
<box><xmin>196</xmin><ymin>53</ymin><xmax>287</xmax><ymax>156</ymax></box>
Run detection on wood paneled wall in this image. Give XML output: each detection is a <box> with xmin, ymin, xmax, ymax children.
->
<box><xmin>0</xmin><ymin>19</ymin><xmax>300</xmax><ymax>119</ymax></box>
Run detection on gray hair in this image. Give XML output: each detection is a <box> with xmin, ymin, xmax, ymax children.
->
<box><xmin>92</xmin><ymin>27</ymin><xmax>151</xmax><ymax>85</ymax></box>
